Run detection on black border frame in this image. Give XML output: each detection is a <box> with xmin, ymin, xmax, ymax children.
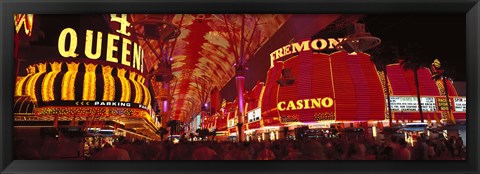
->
<box><xmin>1</xmin><ymin>0</ymin><xmax>479</xmax><ymax>174</ymax></box>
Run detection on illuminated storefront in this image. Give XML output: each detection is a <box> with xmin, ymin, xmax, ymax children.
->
<box><xmin>14</xmin><ymin>14</ymin><xmax>160</xmax><ymax>141</ymax></box>
<box><xmin>245</xmin><ymin>82</ymin><xmax>266</xmax><ymax>141</ymax></box>
<box><xmin>227</xmin><ymin>115</ymin><xmax>237</xmax><ymax>134</ymax></box>
<box><xmin>203</xmin><ymin>38</ymin><xmax>466</xmax><ymax>141</ymax></box>
<box><xmin>262</xmin><ymin>50</ymin><xmax>385</xmax><ymax>127</ymax></box>
<box><xmin>385</xmin><ymin>63</ymin><xmax>466</xmax><ymax>122</ymax></box>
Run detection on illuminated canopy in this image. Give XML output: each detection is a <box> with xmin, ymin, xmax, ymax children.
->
<box><xmin>15</xmin><ymin>61</ymin><xmax>152</xmax><ymax>112</ymax></box>
<box><xmin>131</xmin><ymin>14</ymin><xmax>290</xmax><ymax>121</ymax></box>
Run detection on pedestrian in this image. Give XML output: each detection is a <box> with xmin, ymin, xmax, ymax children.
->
<box><xmin>89</xmin><ymin>143</ymin><xmax>130</xmax><ymax>160</ymax></box>
<box><xmin>192</xmin><ymin>145</ymin><xmax>217</xmax><ymax>160</ymax></box>
<box><xmin>395</xmin><ymin>139</ymin><xmax>411</xmax><ymax>160</ymax></box>
<box><xmin>256</xmin><ymin>143</ymin><xmax>276</xmax><ymax>160</ymax></box>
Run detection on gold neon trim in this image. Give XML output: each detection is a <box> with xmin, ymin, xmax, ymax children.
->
<box><xmin>61</xmin><ymin>62</ymin><xmax>80</xmax><ymax>101</ymax></box>
<box><xmin>15</xmin><ymin>65</ymin><xmax>36</xmax><ymax>96</ymax></box>
<box><xmin>386</xmin><ymin>73</ymin><xmax>394</xmax><ymax>119</ymax></box>
<box><xmin>274</xmin><ymin>62</ymin><xmax>285</xmax><ymax>124</ymax></box>
<box><xmin>25</xmin><ymin>63</ymin><xmax>47</xmax><ymax>101</ymax></box>
<box><xmin>371</xmin><ymin>61</ymin><xmax>387</xmax><ymax>120</ymax></box>
<box><xmin>82</xmin><ymin>63</ymin><xmax>97</xmax><ymax>101</ymax></box>
<box><xmin>102</xmin><ymin>65</ymin><xmax>115</xmax><ymax>101</ymax></box>
<box><xmin>258</xmin><ymin>85</ymin><xmax>265</xmax><ymax>108</ymax></box>
<box><xmin>144</xmin><ymin>79</ymin><xmax>151</xmax><ymax>107</ymax></box>
<box><xmin>328</xmin><ymin>55</ymin><xmax>337</xmax><ymax>121</ymax></box>
<box><xmin>435</xmin><ymin>80</ymin><xmax>445</xmax><ymax>96</ymax></box>
<box><xmin>129</xmin><ymin>71</ymin><xmax>143</xmax><ymax>103</ymax></box>
<box><xmin>138</xmin><ymin>76</ymin><xmax>151</xmax><ymax>107</ymax></box>
<box><xmin>41</xmin><ymin>62</ymin><xmax>62</xmax><ymax>102</ymax></box>
<box><xmin>117</xmin><ymin>68</ymin><xmax>131</xmax><ymax>102</ymax></box>
<box><xmin>144</xmin><ymin>80</ymin><xmax>152</xmax><ymax>108</ymax></box>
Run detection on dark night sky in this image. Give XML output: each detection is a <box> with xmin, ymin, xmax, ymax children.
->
<box><xmin>365</xmin><ymin>14</ymin><xmax>466</xmax><ymax>81</ymax></box>
<box><xmin>315</xmin><ymin>14</ymin><xmax>466</xmax><ymax>81</ymax></box>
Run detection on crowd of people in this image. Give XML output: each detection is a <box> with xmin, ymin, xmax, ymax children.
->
<box><xmin>82</xmin><ymin>136</ymin><xmax>466</xmax><ymax>160</ymax></box>
<box><xmin>15</xmin><ymin>133</ymin><xmax>466</xmax><ymax>160</ymax></box>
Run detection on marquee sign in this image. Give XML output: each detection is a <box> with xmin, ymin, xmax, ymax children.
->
<box><xmin>454</xmin><ymin>97</ymin><xmax>466</xmax><ymax>112</ymax></box>
<box><xmin>388</xmin><ymin>96</ymin><xmax>436</xmax><ymax>112</ymax></box>
<box><xmin>388</xmin><ymin>96</ymin><xmax>465</xmax><ymax>112</ymax></box>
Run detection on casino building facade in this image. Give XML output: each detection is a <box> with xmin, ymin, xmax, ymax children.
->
<box><xmin>14</xmin><ymin>61</ymin><xmax>158</xmax><ymax>140</ymax></box>
<box><xmin>14</xmin><ymin>14</ymin><xmax>161</xmax><ymax>142</ymax></box>
<box><xmin>199</xmin><ymin>45</ymin><xmax>466</xmax><ymax>141</ymax></box>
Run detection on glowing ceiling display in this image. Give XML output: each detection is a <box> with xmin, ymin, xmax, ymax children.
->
<box><xmin>131</xmin><ymin>14</ymin><xmax>290</xmax><ymax>122</ymax></box>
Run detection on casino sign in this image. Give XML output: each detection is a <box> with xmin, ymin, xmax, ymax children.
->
<box><xmin>15</xmin><ymin>14</ymin><xmax>154</xmax><ymax>123</ymax></box>
<box><xmin>261</xmin><ymin>39</ymin><xmax>386</xmax><ymax>126</ymax></box>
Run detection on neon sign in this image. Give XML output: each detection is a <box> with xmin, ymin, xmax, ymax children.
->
<box><xmin>454</xmin><ymin>97</ymin><xmax>466</xmax><ymax>112</ymax></box>
<box><xmin>247</xmin><ymin>108</ymin><xmax>261</xmax><ymax>123</ymax></box>
<box><xmin>269</xmin><ymin>38</ymin><xmax>345</xmax><ymax>68</ymax></box>
<box><xmin>14</xmin><ymin>14</ymin><xmax>34</xmax><ymax>36</ymax></box>
<box><xmin>57</xmin><ymin>14</ymin><xmax>145</xmax><ymax>73</ymax></box>
<box><xmin>436</xmin><ymin>97</ymin><xmax>454</xmax><ymax>111</ymax></box>
<box><xmin>277</xmin><ymin>97</ymin><xmax>334</xmax><ymax>111</ymax></box>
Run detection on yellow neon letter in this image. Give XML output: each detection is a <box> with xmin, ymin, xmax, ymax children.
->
<box><xmin>283</xmin><ymin>45</ymin><xmax>292</xmax><ymax>56</ymax></box>
<box><xmin>291</xmin><ymin>40</ymin><xmax>310</xmax><ymax>53</ymax></box>
<box><xmin>303</xmin><ymin>99</ymin><xmax>311</xmax><ymax>109</ymax></box>
<box><xmin>287</xmin><ymin>101</ymin><xmax>297</xmax><ymax>110</ymax></box>
<box><xmin>311</xmin><ymin>39</ymin><xmax>328</xmax><ymax>50</ymax></box>
<box><xmin>296</xmin><ymin>100</ymin><xmax>304</xmax><ymax>110</ymax></box>
<box><xmin>277</xmin><ymin>101</ymin><xmax>286</xmax><ymax>111</ymax></box>
<box><xmin>328</xmin><ymin>38</ymin><xmax>345</xmax><ymax>49</ymax></box>
<box><xmin>121</xmin><ymin>38</ymin><xmax>132</xmax><ymax>66</ymax></box>
<box><xmin>270</xmin><ymin>52</ymin><xmax>276</xmax><ymax>68</ymax></box>
<box><xmin>322</xmin><ymin>97</ymin><xmax>334</xmax><ymax>108</ymax></box>
<box><xmin>275</xmin><ymin>48</ymin><xmax>284</xmax><ymax>59</ymax></box>
<box><xmin>85</xmin><ymin>30</ymin><xmax>102</xmax><ymax>59</ymax></box>
<box><xmin>106</xmin><ymin>33</ymin><xmax>120</xmax><ymax>63</ymax></box>
<box><xmin>132</xmin><ymin>43</ymin><xmax>143</xmax><ymax>72</ymax></box>
<box><xmin>58</xmin><ymin>28</ymin><xmax>78</xmax><ymax>58</ymax></box>
<box><xmin>311</xmin><ymin>98</ymin><xmax>322</xmax><ymax>109</ymax></box>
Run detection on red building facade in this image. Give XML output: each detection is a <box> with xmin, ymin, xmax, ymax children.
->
<box><xmin>201</xmin><ymin>45</ymin><xmax>466</xmax><ymax>140</ymax></box>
